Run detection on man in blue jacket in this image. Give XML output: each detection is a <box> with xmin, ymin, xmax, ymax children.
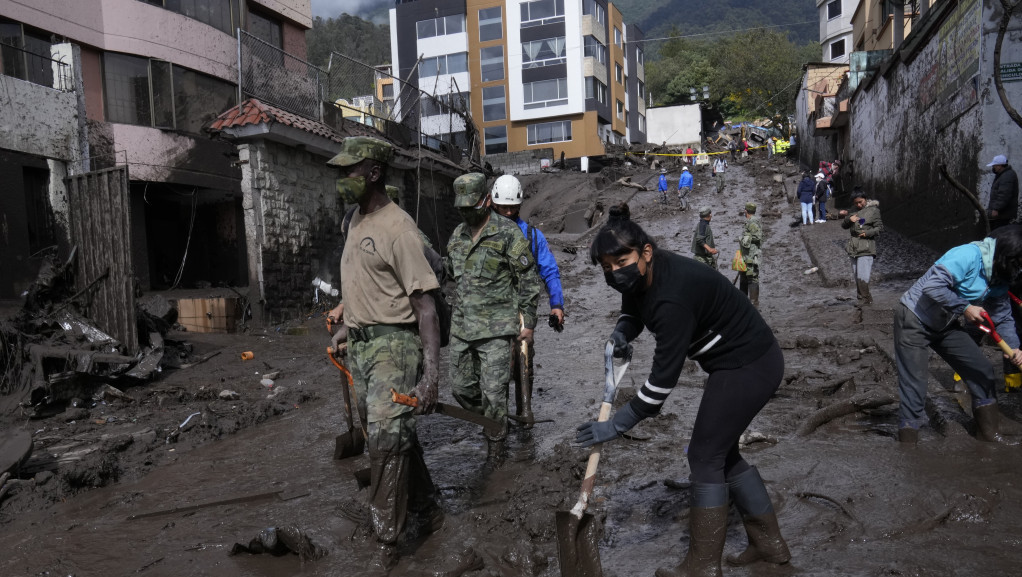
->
<box><xmin>657</xmin><ymin>168</ymin><xmax>669</xmax><ymax>203</ymax></box>
<box><xmin>894</xmin><ymin>226</ymin><xmax>1022</xmax><ymax>443</ymax></box>
<box><xmin>491</xmin><ymin>175</ymin><xmax>565</xmax><ymax>425</ymax></box>
<box><xmin>677</xmin><ymin>166</ymin><xmax>694</xmax><ymax>211</ymax></box>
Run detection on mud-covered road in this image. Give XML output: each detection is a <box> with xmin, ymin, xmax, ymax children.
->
<box><xmin>5</xmin><ymin>155</ymin><xmax>1022</xmax><ymax>577</ymax></box>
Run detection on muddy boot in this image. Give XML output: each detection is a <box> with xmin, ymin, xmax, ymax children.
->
<box><xmin>748</xmin><ymin>282</ymin><xmax>760</xmax><ymax>309</ymax></box>
<box><xmin>435</xmin><ymin>547</ymin><xmax>485</xmax><ymax>577</ymax></box>
<box><xmin>897</xmin><ymin>427</ymin><xmax>919</xmax><ymax>444</ymax></box>
<box><xmin>974</xmin><ymin>404</ymin><xmax>1005</xmax><ymax>443</ymax></box>
<box><xmin>725</xmin><ymin>467</ymin><xmax>790</xmax><ymax>566</ymax></box>
<box><xmin>739</xmin><ymin>273</ymin><xmax>749</xmax><ymax>297</ymax></box>
<box><xmin>655</xmin><ymin>483</ymin><xmax>729</xmax><ymax>577</ymax></box>
<box><xmin>855</xmin><ymin>279</ymin><xmax>873</xmax><ymax>306</ymax></box>
<box><xmin>365</xmin><ymin>542</ymin><xmax>398</xmax><ymax>576</ymax></box>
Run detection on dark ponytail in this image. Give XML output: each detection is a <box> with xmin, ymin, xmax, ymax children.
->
<box><xmin>589</xmin><ymin>203</ymin><xmax>658</xmax><ymax>265</ymax></box>
<box><xmin>990</xmin><ymin>225</ymin><xmax>1022</xmax><ymax>283</ymax></box>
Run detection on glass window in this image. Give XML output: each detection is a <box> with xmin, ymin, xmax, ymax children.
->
<box><xmin>479</xmin><ymin>7</ymin><xmax>502</xmax><ymax>42</ymax></box>
<box><xmin>0</xmin><ymin>21</ymin><xmax>54</xmax><ymax>88</ymax></box>
<box><xmin>614</xmin><ymin>27</ymin><xmax>622</xmax><ymax>47</ymax></box>
<box><xmin>166</xmin><ymin>0</ymin><xmax>235</xmax><ymax>35</ymax></box>
<box><xmin>444</xmin><ymin>14</ymin><xmax>464</xmax><ymax>34</ymax></box>
<box><xmin>583</xmin><ymin>36</ymin><xmax>607</xmax><ymax>63</ymax></box>
<box><xmin>582</xmin><ymin>0</ymin><xmax>605</xmax><ymax>23</ymax></box>
<box><xmin>480</xmin><ymin>46</ymin><xmax>504</xmax><ymax>82</ymax></box>
<box><xmin>830</xmin><ymin>38</ymin><xmax>846</xmax><ymax>60</ymax></box>
<box><xmin>585</xmin><ymin>77</ymin><xmax>606</xmax><ymax>103</ymax></box>
<box><xmin>417</xmin><ymin>19</ymin><xmax>437</xmax><ymax>39</ymax></box>
<box><xmin>615</xmin><ymin>63</ymin><xmax>622</xmax><ymax>84</ymax></box>
<box><xmin>482</xmin><ymin>85</ymin><xmax>505</xmax><ymax>121</ymax></box>
<box><xmin>151</xmin><ymin>60</ymin><xmax>174</xmax><ymax>128</ymax></box>
<box><xmin>527</xmin><ymin>120</ymin><xmax>571</xmax><ymax>145</ymax></box>
<box><xmin>420</xmin><ymin>53</ymin><xmax>467</xmax><ymax>77</ymax></box>
<box><xmin>637</xmin><ymin>47</ymin><xmax>644</xmax><ymax>66</ymax></box>
<box><xmin>638</xmin><ymin>114</ymin><xmax>645</xmax><ymax>133</ymax></box>
<box><xmin>248</xmin><ymin>10</ymin><xmax>281</xmax><ymax>48</ymax></box>
<box><xmin>524</xmin><ymin>77</ymin><xmax>567</xmax><ymax>109</ymax></box>
<box><xmin>637</xmin><ymin>80</ymin><xmax>645</xmax><ymax>100</ymax></box>
<box><xmin>522</xmin><ymin>37</ymin><xmax>566</xmax><ymax>69</ymax></box>
<box><xmin>484</xmin><ymin>125</ymin><xmax>507</xmax><ymax>154</ymax></box>
<box><xmin>521</xmin><ymin>0</ymin><xmax>564</xmax><ymax>26</ymax></box>
<box><xmin>173</xmin><ymin>65</ymin><xmax>236</xmax><ymax>134</ymax></box>
<box><xmin>447</xmin><ymin>52</ymin><xmax>468</xmax><ymax>74</ymax></box>
<box><xmin>827</xmin><ymin>0</ymin><xmax>842</xmax><ymax>20</ymax></box>
<box><xmin>616</xmin><ymin>100</ymin><xmax>625</xmax><ymax>120</ymax></box>
<box><xmin>382</xmin><ymin>84</ymin><xmax>394</xmax><ymax>100</ymax></box>
<box><xmin>104</xmin><ymin>52</ymin><xmax>153</xmax><ymax>125</ymax></box>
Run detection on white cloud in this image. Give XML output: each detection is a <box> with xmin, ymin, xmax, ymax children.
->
<box><xmin>311</xmin><ymin>0</ymin><xmax>385</xmax><ymax>19</ymax></box>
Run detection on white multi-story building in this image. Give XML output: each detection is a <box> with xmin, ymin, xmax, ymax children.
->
<box><xmin>818</xmin><ymin>0</ymin><xmax>854</xmax><ymax>63</ymax></box>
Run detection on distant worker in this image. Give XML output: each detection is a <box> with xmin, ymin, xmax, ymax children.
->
<box><xmin>894</xmin><ymin>225</ymin><xmax>1022</xmax><ymax>444</ymax></box>
<box><xmin>677</xmin><ymin>166</ymin><xmax>694</xmax><ymax>210</ymax></box>
<box><xmin>728</xmin><ymin>139</ymin><xmax>738</xmax><ymax>162</ymax></box>
<box><xmin>767</xmin><ymin>138</ymin><xmax>775</xmax><ymax>159</ymax></box>
<box><xmin>446</xmin><ymin>173</ymin><xmax>541</xmax><ymax>458</ymax></box>
<box><xmin>796</xmin><ymin>171</ymin><xmax>816</xmax><ymax>226</ymax></box>
<box><xmin>691</xmin><ymin>206</ymin><xmax>718</xmax><ymax>268</ymax></box>
<box><xmin>839</xmin><ymin>188</ymin><xmax>883</xmax><ymax>306</ymax></box>
<box><xmin>739</xmin><ymin>202</ymin><xmax>763</xmax><ymax>308</ymax></box>
<box><xmin>813</xmin><ymin>172</ymin><xmax>829</xmax><ymax>223</ymax></box>
<box><xmin>713</xmin><ymin>156</ymin><xmax>728</xmax><ymax>194</ymax></box>
<box><xmin>490</xmin><ymin>175</ymin><xmax>565</xmax><ymax>425</ymax></box>
<box><xmin>657</xmin><ymin>167</ymin><xmax>670</xmax><ymax>204</ymax></box>
<box><xmin>986</xmin><ymin>154</ymin><xmax>1019</xmax><ymax>229</ymax></box>
<box><xmin>686</xmin><ymin>146</ymin><xmax>695</xmax><ymax>165</ymax></box>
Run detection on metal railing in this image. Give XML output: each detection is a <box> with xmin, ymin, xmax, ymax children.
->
<box><xmin>238</xmin><ymin>29</ymin><xmax>327</xmax><ymax>121</ymax></box>
<box><xmin>0</xmin><ymin>41</ymin><xmax>74</xmax><ymax>92</ymax></box>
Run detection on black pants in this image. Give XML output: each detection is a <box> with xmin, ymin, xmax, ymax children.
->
<box><xmin>687</xmin><ymin>341</ymin><xmax>784</xmax><ymax>484</ymax></box>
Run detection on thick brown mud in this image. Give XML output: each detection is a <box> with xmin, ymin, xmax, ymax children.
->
<box><xmin>5</xmin><ymin>156</ymin><xmax>1022</xmax><ymax>576</ymax></box>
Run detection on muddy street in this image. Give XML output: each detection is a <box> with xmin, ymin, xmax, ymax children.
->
<box><xmin>5</xmin><ymin>156</ymin><xmax>1022</xmax><ymax>577</ymax></box>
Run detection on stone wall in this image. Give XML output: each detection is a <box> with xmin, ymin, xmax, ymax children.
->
<box><xmin>484</xmin><ymin>148</ymin><xmax>556</xmax><ymax>176</ymax></box>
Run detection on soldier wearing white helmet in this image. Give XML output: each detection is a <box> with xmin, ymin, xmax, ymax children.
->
<box><xmin>490</xmin><ymin>175</ymin><xmax>565</xmax><ymax>426</ymax></box>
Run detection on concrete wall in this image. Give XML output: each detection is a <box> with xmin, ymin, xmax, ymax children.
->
<box><xmin>847</xmin><ymin>0</ymin><xmax>1008</xmax><ymax>250</ymax></box>
<box><xmin>645</xmin><ymin>104</ymin><xmax>701</xmax><ymax>147</ymax></box>
<box><xmin>484</xmin><ymin>147</ymin><xmax>557</xmax><ymax>176</ymax></box>
<box><xmin>0</xmin><ymin>76</ymin><xmax>80</xmax><ymax>161</ymax></box>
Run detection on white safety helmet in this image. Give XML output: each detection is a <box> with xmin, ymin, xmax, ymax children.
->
<box><xmin>490</xmin><ymin>175</ymin><xmax>523</xmax><ymax>206</ymax></box>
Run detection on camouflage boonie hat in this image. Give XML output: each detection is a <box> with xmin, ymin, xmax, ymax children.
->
<box><xmin>745</xmin><ymin>202</ymin><xmax>757</xmax><ymax>214</ymax></box>
<box><xmin>699</xmin><ymin>206</ymin><xmax>712</xmax><ymax>217</ymax></box>
<box><xmin>454</xmin><ymin>173</ymin><xmax>488</xmax><ymax>207</ymax></box>
<box><xmin>327</xmin><ymin>136</ymin><xmax>393</xmax><ymax>167</ymax></box>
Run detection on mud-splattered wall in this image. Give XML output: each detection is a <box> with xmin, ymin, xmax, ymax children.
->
<box><xmin>848</xmin><ymin>0</ymin><xmax>1022</xmax><ymax>251</ymax></box>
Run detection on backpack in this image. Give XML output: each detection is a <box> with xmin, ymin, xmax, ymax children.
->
<box><xmin>341</xmin><ymin>206</ymin><xmax>452</xmax><ymax>347</ymax></box>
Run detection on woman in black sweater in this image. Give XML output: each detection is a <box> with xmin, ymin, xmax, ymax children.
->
<box><xmin>576</xmin><ymin>207</ymin><xmax>790</xmax><ymax>577</ymax></box>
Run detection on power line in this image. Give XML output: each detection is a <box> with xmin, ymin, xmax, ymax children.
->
<box><xmin>627</xmin><ymin>20</ymin><xmax>819</xmax><ymax>45</ymax></box>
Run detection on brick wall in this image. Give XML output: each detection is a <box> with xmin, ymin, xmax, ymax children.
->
<box><xmin>484</xmin><ymin>148</ymin><xmax>555</xmax><ymax>176</ymax></box>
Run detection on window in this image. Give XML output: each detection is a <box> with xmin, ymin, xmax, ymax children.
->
<box><xmin>0</xmin><ymin>20</ymin><xmax>53</xmax><ymax>88</ymax></box>
<box><xmin>521</xmin><ymin>0</ymin><xmax>564</xmax><ymax>27</ymax></box>
<box><xmin>484</xmin><ymin>125</ymin><xmax>507</xmax><ymax>154</ymax></box>
<box><xmin>382</xmin><ymin>84</ymin><xmax>394</xmax><ymax>100</ymax></box>
<box><xmin>616</xmin><ymin>99</ymin><xmax>624</xmax><ymax>120</ymax></box>
<box><xmin>830</xmin><ymin>38</ymin><xmax>846</xmax><ymax>60</ymax></box>
<box><xmin>480</xmin><ymin>46</ymin><xmax>504</xmax><ymax>82</ymax></box>
<box><xmin>141</xmin><ymin>0</ymin><xmax>236</xmax><ymax>36</ymax></box>
<box><xmin>637</xmin><ymin>47</ymin><xmax>644</xmax><ymax>66</ymax></box>
<box><xmin>613</xmin><ymin>27</ymin><xmax>622</xmax><ymax>47</ymax></box>
<box><xmin>527</xmin><ymin>120</ymin><xmax>571</xmax><ymax>145</ymax></box>
<box><xmin>524</xmin><ymin>77</ymin><xmax>568</xmax><ymax>109</ymax></box>
<box><xmin>585</xmin><ymin>77</ymin><xmax>607</xmax><ymax>104</ymax></box>
<box><xmin>583</xmin><ymin>36</ymin><xmax>607</xmax><ymax>63</ymax></box>
<box><xmin>827</xmin><ymin>0</ymin><xmax>842</xmax><ymax>20</ymax></box>
<box><xmin>416</xmin><ymin>14</ymin><xmax>465</xmax><ymax>39</ymax></box>
<box><xmin>479</xmin><ymin>7</ymin><xmax>502</xmax><ymax>42</ymax></box>
<box><xmin>420</xmin><ymin>91</ymin><xmax>468</xmax><ymax>116</ymax></box>
<box><xmin>482</xmin><ymin>85</ymin><xmax>505</xmax><ymax>121</ymax></box>
<box><xmin>248</xmin><ymin>10</ymin><xmax>282</xmax><ymax>48</ymax></box>
<box><xmin>582</xmin><ymin>0</ymin><xmax>606</xmax><ymax>24</ymax></box>
<box><xmin>420</xmin><ymin>52</ymin><xmax>468</xmax><ymax>77</ymax></box>
<box><xmin>638</xmin><ymin>113</ymin><xmax>645</xmax><ymax>133</ymax></box>
<box><xmin>522</xmin><ymin>37</ymin><xmax>566</xmax><ymax>69</ymax></box>
<box><xmin>103</xmin><ymin>52</ymin><xmax>235</xmax><ymax>133</ymax></box>
<box><xmin>615</xmin><ymin>63</ymin><xmax>622</xmax><ymax>84</ymax></box>
<box><xmin>637</xmin><ymin>80</ymin><xmax>645</xmax><ymax>101</ymax></box>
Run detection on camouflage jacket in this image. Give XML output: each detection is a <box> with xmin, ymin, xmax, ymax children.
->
<box><xmin>691</xmin><ymin>219</ymin><xmax>715</xmax><ymax>256</ymax></box>
<box><xmin>445</xmin><ymin>212</ymin><xmax>541</xmax><ymax>341</ymax></box>
<box><xmin>740</xmin><ymin>215</ymin><xmax>763</xmax><ymax>265</ymax></box>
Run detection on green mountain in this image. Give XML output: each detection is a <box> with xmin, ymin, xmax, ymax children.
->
<box><xmin>306</xmin><ymin>14</ymin><xmax>391</xmax><ymax>70</ymax></box>
<box><xmin>615</xmin><ymin>0</ymin><xmax>818</xmax><ymax>46</ymax></box>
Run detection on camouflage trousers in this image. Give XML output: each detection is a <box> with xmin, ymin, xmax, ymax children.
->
<box><xmin>348</xmin><ymin>329</ymin><xmax>438</xmax><ymax>544</ymax></box>
<box><xmin>694</xmin><ymin>254</ymin><xmax>717</xmax><ymax>268</ymax></box>
<box><xmin>450</xmin><ymin>335</ymin><xmax>513</xmax><ymax>441</ymax></box>
<box><xmin>739</xmin><ymin>264</ymin><xmax>760</xmax><ymax>292</ymax></box>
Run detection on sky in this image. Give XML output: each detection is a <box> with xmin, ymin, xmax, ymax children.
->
<box><xmin>310</xmin><ymin>0</ymin><xmax>382</xmax><ymax>19</ymax></box>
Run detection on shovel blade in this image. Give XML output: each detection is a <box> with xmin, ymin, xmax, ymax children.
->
<box><xmin>555</xmin><ymin>510</ymin><xmax>603</xmax><ymax>577</ymax></box>
<box><xmin>333</xmin><ymin>431</ymin><xmax>365</xmax><ymax>460</ymax></box>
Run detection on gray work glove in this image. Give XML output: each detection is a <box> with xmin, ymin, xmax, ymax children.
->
<box><xmin>609</xmin><ymin>329</ymin><xmax>632</xmax><ymax>359</ymax></box>
<box><xmin>575</xmin><ymin>403</ymin><xmax>643</xmax><ymax>447</ymax></box>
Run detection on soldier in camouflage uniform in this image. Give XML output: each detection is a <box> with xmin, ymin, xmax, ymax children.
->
<box><xmin>326</xmin><ymin>136</ymin><xmax>443</xmax><ymax>575</ymax></box>
<box><xmin>445</xmin><ymin>173</ymin><xmax>541</xmax><ymax>458</ymax></box>
<box><xmin>691</xmin><ymin>206</ymin><xmax>719</xmax><ymax>268</ymax></box>
<box><xmin>739</xmin><ymin>202</ymin><xmax>763</xmax><ymax>308</ymax></box>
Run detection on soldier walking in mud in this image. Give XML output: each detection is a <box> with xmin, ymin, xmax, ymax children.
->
<box><xmin>677</xmin><ymin>166</ymin><xmax>693</xmax><ymax>210</ymax></box>
<box><xmin>490</xmin><ymin>174</ymin><xmax>565</xmax><ymax>426</ymax></box>
<box><xmin>894</xmin><ymin>225</ymin><xmax>1022</xmax><ymax>444</ymax></box>
<box><xmin>325</xmin><ymin>136</ymin><xmax>444</xmax><ymax>575</ymax></box>
<box><xmin>712</xmin><ymin>156</ymin><xmax>727</xmax><ymax>194</ymax></box>
<box><xmin>446</xmin><ymin>173</ymin><xmax>541</xmax><ymax>459</ymax></box>
<box><xmin>691</xmin><ymin>206</ymin><xmax>718</xmax><ymax>268</ymax></box>
<box><xmin>577</xmin><ymin>204</ymin><xmax>790</xmax><ymax>577</ymax></box>
<box><xmin>739</xmin><ymin>202</ymin><xmax>763</xmax><ymax>307</ymax></box>
<box><xmin>839</xmin><ymin>188</ymin><xmax>883</xmax><ymax>305</ymax></box>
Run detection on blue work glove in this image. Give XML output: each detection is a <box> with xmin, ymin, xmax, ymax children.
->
<box><xmin>609</xmin><ymin>329</ymin><xmax>632</xmax><ymax>359</ymax></box>
<box><xmin>576</xmin><ymin>403</ymin><xmax>643</xmax><ymax>447</ymax></box>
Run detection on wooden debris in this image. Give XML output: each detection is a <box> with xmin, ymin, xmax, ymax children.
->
<box><xmin>796</xmin><ymin>392</ymin><xmax>896</xmax><ymax>436</ymax></box>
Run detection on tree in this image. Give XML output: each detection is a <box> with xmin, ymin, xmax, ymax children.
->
<box><xmin>710</xmin><ymin>30</ymin><xmax>818</xmax><ymax>118</ymax></box>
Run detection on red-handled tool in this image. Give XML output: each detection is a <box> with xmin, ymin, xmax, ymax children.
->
<box><xmin>328</xmin><ymin>348</ymin><xmax>365</xmax><ymax>460</ymax></box>
<box><xmin>1009</xmin><ymin>292</ymin><xmax>1022</xmax><ymax>308</ymax></box>
<box><xmin>390</xmin><ymin>388</ymin><xmax>505</xmax><ymax>436</ymax></box>
<box><xmin>975</xmin><ymin>311</ymin><xmax>1016</xmax><ymax>357</ymax></box>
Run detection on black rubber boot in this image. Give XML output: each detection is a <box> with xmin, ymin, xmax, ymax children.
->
<box><xmin>974</xmin><ymin>404</ymin><xmax>1005</xmax><ymax>443</ymax></box>
<box><xmin>725</xmin><ymin>467</ymin><xmax>790</xmax><ymax>566</ymax></box>
<box><xmin>655</xmin><ymin>483</ymin><xmax>729</xmax><ymax>577</ymax></box>
<box><xmin>748</xmin><ymin>282</ymin><xmax>760</xmax><ymax>309</ymax></box>
<box><xmin>739</xmin><ymin>272</ymin><xmax>749</xmax><ymax>297</ymax></box>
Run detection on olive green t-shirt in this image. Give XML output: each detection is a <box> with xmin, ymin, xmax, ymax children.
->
<box><xmin>340</xmin><ymin>202</ymin><xmax>439</xmax><ymax>329</ymax></box>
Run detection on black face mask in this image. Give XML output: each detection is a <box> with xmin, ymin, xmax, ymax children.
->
<box><xmin>604</xmin><ymin>262</ymin><xmax>646</xmax><ymax>295</ymax></box>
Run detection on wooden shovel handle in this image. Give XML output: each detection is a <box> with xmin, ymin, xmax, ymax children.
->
<box><xmin>577</xmin><ymin>401</ymin><xmax>614</xmax><ymax>502</ymax></box>
<box><xmin>391</xmin><ymin>388</ymin><xmax>418</xmax><ymax>407</ymax></box>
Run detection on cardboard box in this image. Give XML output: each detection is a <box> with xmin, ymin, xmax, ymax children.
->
<box><xmin>174</xmin><ymin>297</ymin><xmax>239</xmax><ymax>334</ymax></box>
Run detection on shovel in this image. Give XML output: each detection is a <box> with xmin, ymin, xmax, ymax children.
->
<box><xmin>328</xmin><ymin>349</ymin><xmax>366</xmax><ymax>460</ymax></box>
<box><xmin>556</xmin><ymin>341</ymin><xmax>630</xmax><ymax>577</ymax></box>
<box><xmin>390</xmin><ymin>389</ymin><xmax>506</xmax><ymax>438</ymax></box>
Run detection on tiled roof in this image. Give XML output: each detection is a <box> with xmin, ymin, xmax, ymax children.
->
<box><xmin>208</xmin><ymin>99</ymin><xmax>343</xmax><ymax>143</ymax></box>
